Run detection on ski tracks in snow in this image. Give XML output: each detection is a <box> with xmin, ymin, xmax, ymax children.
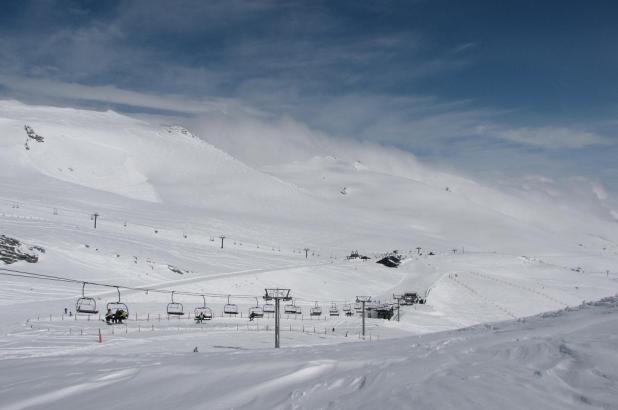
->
<box><xmin>468</xmin><ymin>271</ymin><xmax>569</xmax><ymax>308</ymax></box>
<box><xmin>449</xmin><ymin>273</ymin><xmax>518</xmax><ymax>319</ymax></box>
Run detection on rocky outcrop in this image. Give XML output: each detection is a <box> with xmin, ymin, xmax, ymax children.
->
<box><xmin>0</xmin><ymin>235</ymin><xmax>45</xmax><ymax>264</ymax></box>
<box><xmin>24</xmin><ymin>125</ymin><xmax>44</xmax><ymax>142</ymax></box>
<box><xmin>24</xmin><ymin>125</ymin><xmax>44</xmax><ymax>150</ymax></box>
<box><xmin>167</xmin><ymin>264</ymin><xmax>188</xmax><ymax>275</ymax></box>
<box><xmin>376</xmin><ymin>252</ymin><xmax>403</xmax><ymax>268</ymax></box>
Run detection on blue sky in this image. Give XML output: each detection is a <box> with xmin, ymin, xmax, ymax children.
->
<box><xmin>0</xmin><ymin>0</ymin><xmax>617</xmax><ymax>191</ymax></box>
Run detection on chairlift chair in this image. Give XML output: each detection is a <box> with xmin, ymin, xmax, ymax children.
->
<box><xmin>310</xmin><ymin>301</ymin><xmax>322</xmax><ymax>316</ymax></box>
<box><xmin>284</xmin><ymin>299</ymin><xmax>297</xmax><ymax>314</ymax></box>
<box><xmin>107</xmin><ymin>286</ymin><xmax>129</xmax><ymax>316</ymax></box>
<box><xmin>263</xmin><ymin>302</ymin><xmax>275</xmax><ymax>314</ymax></box>
<box><xmin>76</xmin><ymin>282</ymin><xmax>99</xmax><ymax>315</ymax></box>
<box><xmin>223</xmin><ymin>295</ymin><xmax>238</xmax><ymax>315</ymax></box>
<box><xmin>194</xmin><ymin>295</ymin><xmax>213</xmax><ymax>320</ymax></box>
<box><xmin>167</xmin><ymin>291</ymin><xmax>184</xmax><ymax>316</ymax></box>
<box><xmin>329</xmin><ymin>302</ymin><xmax>339</xmax><ymax>316</ymax></box>
<box><xmin>294</xmin><ymin>305</ymin><xmax>302</xmax><ymax>315</ymax></box>
<box><xmin>343</xmin><ymin>302</ymin><xmax>354</xmax><ymax>316</ymax></box>
<box><xmin>354</xmin><ymin>302</ymin><xmax>363</xmax><ymax>312</ymax></box>
<box><xmin>249</xmin><ymin>297</ymin><xmax>264</xmax><ymax>318</ymax></box>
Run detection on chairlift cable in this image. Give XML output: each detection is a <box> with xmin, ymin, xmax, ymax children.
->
<box><xmin>1</xmin><ymin>267</ymin><xmax>382</xmax><ymax>304</ymax></box>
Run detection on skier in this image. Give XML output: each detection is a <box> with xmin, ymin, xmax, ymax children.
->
<box><xmin>105</xmin><ymin>308</ymin><xmax>114</xmax><ymax>324</ymax></box>
<box><xmin>114</xmin><ymin>309</ymin><xmax>127</xmax><ymax>324</ymax></box>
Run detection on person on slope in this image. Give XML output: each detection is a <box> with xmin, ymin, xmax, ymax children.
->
<box><xmin>105</xmin><ymin>308</ymin><xmax>114</xmax><ymax>324</ymax></box>
<box><xmin>114</xmin><ymin>309</ymin><xmax>128</xmax><ymax>324</ymax></box>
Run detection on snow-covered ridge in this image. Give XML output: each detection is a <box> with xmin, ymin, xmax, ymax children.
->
<box><xmin>0</xmin><ymin>100</ymin><xmax>302</xmax><ymax>207</ymax></box>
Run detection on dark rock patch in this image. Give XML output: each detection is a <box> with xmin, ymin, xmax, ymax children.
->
<box><xmin>168</xmin><ymin>264</ymin><xmax>188</xmax><ymax>275</ymax></box>
<box><xmin>0</xmin><ymin>235</ymin><xmax>45</xmax><ymax>264</ymax></box>
<box><xmin>376</xmin><ymin>253</ymin><xmax>403</xmax><ymax>268</ymax></box>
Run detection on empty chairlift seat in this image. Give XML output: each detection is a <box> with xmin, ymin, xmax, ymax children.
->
<box><xmin>263</xmin><ymin>302</ymin><xmax>275</xmax><ymax>314</ymax></box>
<box><xmin>284</xmin><ymin>300</ymin><xmax>298</xmax><ymax>314</ymax></box>
<box><xmin>167</xmin><ymin>291</ymin><xmax>184</xmax><ymax>316</ymax></box>
<box><xmin>310</xmin><ymin>302</ymin><xmax>322</xmax><ymax>317</ymax></box>
<box><xmin>224</xmin><ymin>295</ymin><xmax>238</xmax><ymax>315</ymax></box>
<box><xmin>76</xmin><ymin>282</ymin><xmax>99</xmax><ymax>315</ymax></box>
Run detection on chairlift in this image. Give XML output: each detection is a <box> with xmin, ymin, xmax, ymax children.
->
<box><xmin>329</xmin><ymin>302</ymin><xmax>339</xmax><ymax>316</ymax></box>
<box><xmin>194</xmin><ymin>295</ymin><xmax>213</xmax><ymax>320</ymax></box>
<box><xmin>167</xmin><ymin>291</ymin><xmax>184</xmax><ymax>316</ymax></box>
<box><xmin>249</xmin><ymin>297</ymin><xmax>264</xmax><ymax>318</ymax></box>
<box><xmin>223</xmin><ymin>295</ymin><xmax>238</xmax><ymax>315</ymax></box>
<box><xmin>263</xmin><ymin>301</ymin><xmax>275</xmax><ymax>314</ymax></box>
<box><xmin>310</xmin><ymin>301</ymin><xmax>322</xmax><ymax>317</ymax></box>
<box><xmin>354</xmin><ymin>302</ymin><xmax>363</xmax><ymax>311</ymax></box>
<box><xmin>76</xmin><ymin>282</ymin><xmax>99</xmax><ymax>314</ymax></box>
<box><xmin>107</xmin><ymin>286</ymin><xmax>129</xmax><ymax>316</ymax></box>
<box><xmin>284</xmin><ymin>299</ymin><xmax>297</xmax><ymax>314</ymax></box>
<box><xmin>294</xmin><ymin>305</ymin><xmax>302</xmax><ymax>315</ymax></box>
<box><xmin>343</xmin><ymin>302</ymin><xmax>353</xmax><ymax>316</ymax></box>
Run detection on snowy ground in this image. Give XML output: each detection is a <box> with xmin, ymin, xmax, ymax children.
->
<box><xmin>1</xmin><ymin>100</ymin><xmax>618</xmax><ymax>409</ymax></box>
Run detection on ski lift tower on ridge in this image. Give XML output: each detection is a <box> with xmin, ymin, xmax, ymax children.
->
<box><xmin>264</xmin><ymin>288</ymin><xmax>292</xmax><ymax>348</ymax></box>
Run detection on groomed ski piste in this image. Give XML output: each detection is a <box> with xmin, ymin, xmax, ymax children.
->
<box><xmin>1</xmin><ymin>100</ymin><xmax>618</xmax><ymax>409</ymax></box>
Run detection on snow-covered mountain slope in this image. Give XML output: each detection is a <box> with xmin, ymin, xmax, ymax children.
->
<box><xmin>262</xmin><ymin>155</ymin><xmax>618</xmax><ymax>254</ymax></box>
<box><xmin>0</xmin><ymin>101</ymin><xmax>305</xmax><ymax>208</ymax></box>
<box><xmin>1</xmin><ymin>99</ymin><xmax>618</xmax><ymax>408</ymax></box>
<box><xmin>2</xmin><ymin>99</ymin><xmax>617</xmax><ymax>256</ymax></box>
<box><xmin>1</xmin><ymin>100</ymin><xmax>617</xmax><ymax>322</ymax></box>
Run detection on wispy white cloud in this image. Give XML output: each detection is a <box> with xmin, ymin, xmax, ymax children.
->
<box><xmin>0</xmin><ymin>74</ymin><xmax>259</xmax><ymax>116</ymax></box>
<box><xmin>483</xmin><ymin>126</ymin><xmax>613</xmax><ymax>149</ymax></box>
<box><xmin>453</xmin><ymin>42</ymin><xmax>478</xmax><ymax>53</ymax></box>
<box><xmin>0</xmin><ymin>0</ymin><xmax>616</xmax><ymax>194</ymax></box>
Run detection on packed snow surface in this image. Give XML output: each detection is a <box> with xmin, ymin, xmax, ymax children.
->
<box><xmin>1</xmin><ymin>100</ymin><xmax>618</xmax><ymax>409</ymax></box>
